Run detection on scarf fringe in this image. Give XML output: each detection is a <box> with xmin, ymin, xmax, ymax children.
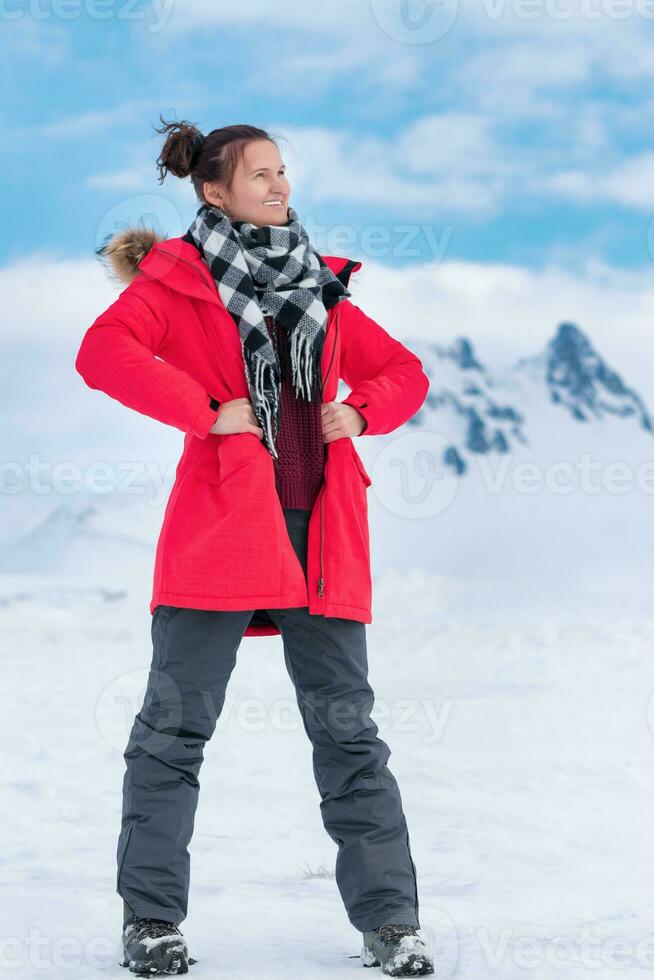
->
<box><xmin>245</xmin><ymin>345</ymin><xmax>281</xmax><ymax>460</ymax></box>
<box><xmin>289</xmin><ymin>328</ymin><xmax>321</xmax><ymax>401</ymax></box>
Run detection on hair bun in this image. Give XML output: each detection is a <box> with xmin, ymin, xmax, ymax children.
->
<box><xmin>155</xmin><ymin>116</ymin><xmax>205</xmax><ymax>181</ymax></box>
<box><xmin>189</xmin><ymin>132</ymin><xmax>206</xmax><ymax>169</ymax></box>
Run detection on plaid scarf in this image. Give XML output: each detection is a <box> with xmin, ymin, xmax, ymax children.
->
<box><xmin>183</xmin><ymin>203</ymin><xmax>351</xmax><ymax>460</ymax></box>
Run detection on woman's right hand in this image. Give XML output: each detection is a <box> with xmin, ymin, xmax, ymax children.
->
<box><xmin>209</xmin><ymin>397</ymin><xmax>264</xmax><ymax>439</ymax></box>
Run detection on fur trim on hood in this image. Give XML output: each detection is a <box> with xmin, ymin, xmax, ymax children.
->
<box><xmin>96</xmin><ymin>225</ymin><xmax>165</xmax><ymax>286</ymax></box>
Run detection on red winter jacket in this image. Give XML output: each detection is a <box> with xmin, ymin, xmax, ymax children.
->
<box><xmin>74</xmin><ymin>230</ymin><xmax>430</xmax><ymax>637</ymax></box>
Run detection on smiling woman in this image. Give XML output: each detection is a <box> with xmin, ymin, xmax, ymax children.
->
<box><xmin>154</xmin><ymin>116</ymin><xmax>291</xmax><ymax>227</ymax></box>
<box><xmin>79</xmin><ymin>113</ymin><xmax>432</xmax><ymax>977</ymax></box>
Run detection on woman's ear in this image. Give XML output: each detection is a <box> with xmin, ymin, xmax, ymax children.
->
<box><xmin>203</xmin><ymin>181</ymin><xmax>223</xmax><ymax>209</ymax></box>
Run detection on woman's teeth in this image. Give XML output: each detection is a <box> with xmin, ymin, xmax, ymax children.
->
<box><xmin>263</xmin><ymin>201</ymin><xmax>282</xmax><ymax>206</ymax></box>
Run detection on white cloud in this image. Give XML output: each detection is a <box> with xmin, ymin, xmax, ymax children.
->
<box><xmin>276</xmin><ymin>114</ymin><xmax>602</xmax><ymax>218</ymax></box>
<box><xmin>85</xmin><ymin>168</ymin><xmax>153</xmax><ymax>192</ymax></box>
<box><xmin>0</xmin><ymin>16</ymin><xmax>70</xmax><ymax>66</ymax></box>
<box><xmin>461</xmin><ymin>39</ymin><xmax>591</xmax><ymax>108</ymax></box>
<box><xmin>29</xmin><ymin>100</ymin><xmax>158</xmax><ymax>139</ymax></box>
<box><xmin>278</xmin><ymin>123</ymin><xmax>505</xmax><ymax>219</ymax></box>
<box><xmin>160</xmin><ymin>0</ymin><xmax>360</xmax><ymax>31</ymax></box>
<box><xmin>0</xmin><ymin>254</ymin><xmax>119</xmax><ymax>350</ymax></box>
<box><xmin>544</xmin><ymin>152</ymin><xmax>654</xmax><ymax>209</ymax></box>
<box><xmin>396</xmin><ymin>113</ymin><xmax>506</xmax><ymax>178</ymax></box>
<box><xmin>444</xmin><ymin>12</ymin><xmax>654</xmax><ymax>138</ymax></box>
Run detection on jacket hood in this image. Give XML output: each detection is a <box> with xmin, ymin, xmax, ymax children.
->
<box><xmin>96</xmin><ymin>224</ymin><xmax>362</xmax><ymax>293</ymax></box>
<box><xmin>96</xmin><ymin>226</ymin><xmax>166</xmax><ymax>286</ymax></box>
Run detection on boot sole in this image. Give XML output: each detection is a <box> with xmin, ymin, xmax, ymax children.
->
<box><xmin>120</xmin><ymin>953</ymin><xmax>197</xmax><ymax>975</ymax></box>
<box><xmin>361</xmin><ymin>944</ymin><xmax>434</xmax><ymax>976</ymax></box>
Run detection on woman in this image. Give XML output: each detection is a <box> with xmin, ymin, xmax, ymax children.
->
<box><xmin>75</xmin><ymin>118</ymin><xmax>433</xmax><ymax>977</ymax></box>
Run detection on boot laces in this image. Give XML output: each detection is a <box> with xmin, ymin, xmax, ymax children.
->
<box><xmin>377</xmin><ymin>924</ymin><xmax>418</xmax><ymax>943</ymax></box>
<box><xmin>135</xmin><ymin>918</ymin><xmax>181</xmax><ymax>941</ymax></box>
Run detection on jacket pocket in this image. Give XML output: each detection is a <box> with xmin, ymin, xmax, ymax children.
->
<box><xmin>349</xmin><ymin>440</ymin><xmax>372</xmax><ymax>488</ymax></box>
<box><xmin>195</xmin><ymin>432</ymin><xmax>262</xmax><ymax>484</ymax></box>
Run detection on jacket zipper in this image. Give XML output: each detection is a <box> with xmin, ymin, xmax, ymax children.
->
<box><xmin>318</xmin><ymin>321</ymin><xmax>339</xmax><ymax>598</ymax></box>
<box><xmin>318</xmin><ymin>490</ymin><xmax>326</xmax><ymax>597</ymax></box>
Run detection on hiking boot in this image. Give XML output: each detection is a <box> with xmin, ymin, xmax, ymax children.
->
<box><xmin>361</xmin><ymin>923</ymin><xmax>434</xmax><ymax>976</ymax></box>
<box><xmin>120</xmin><ymin>904</ymin><xmax>191</xmax><ymax>976</ymax></box>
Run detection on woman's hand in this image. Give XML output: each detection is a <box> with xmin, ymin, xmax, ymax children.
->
<box><xmin>321</xmin><ymin>401</ymin><xmax>367</xmax><ymax>443</ymax></box>
<box><xmin>209</xmin><ymin>397</ymin><xmax>264</xmax><ymax>438</ymax></box>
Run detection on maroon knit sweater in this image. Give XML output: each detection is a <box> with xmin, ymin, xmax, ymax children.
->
<box><xmin>266</xmin><ymin>314</ymin><xmax>325</xmax><ymax>510</ymax></box>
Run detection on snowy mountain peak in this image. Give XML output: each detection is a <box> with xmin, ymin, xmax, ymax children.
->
<box><xmin>405</xmin><ymin>319</ymin><xmax>653</xmax><ymax>479</ymax></box>
<box><xmin>450</xmin><ymin>337</ymin><xmax>484</xmax><ymax>371</ymax></box>
<box><xmin>404</xmin><ymin>336</ymin><xmax>527</xmax><ymax>476</ymax></box>
<box><xmin>544</xmin><ymin>321</ymin><xmax>653</xmax><ymax>431</ymax></box>
<box><xmin>429</xmin><ymin>336</ymin><xmax>484</xmax><ymax>372</ymax></box>
<box><xmin>550</xmin><ymin>320</ymin><xmax>590</xmax><ymax>352</ymax></box>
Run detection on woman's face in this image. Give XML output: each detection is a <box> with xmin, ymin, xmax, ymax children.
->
<box><xmin>204</xmin><ymin>139</ymin><xmax>291</xmax><ymax>227</ymax></box>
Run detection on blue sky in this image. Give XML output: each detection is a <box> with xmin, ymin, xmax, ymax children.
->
<box><xmin>3</xmin><ymin>0</ymin><xmax>654</xmax><ymax>274</ymax></box>
<box><xmin>2</xmin><ymin>0</ymin><xmax>654</xmax><ymax>475</ymax></box>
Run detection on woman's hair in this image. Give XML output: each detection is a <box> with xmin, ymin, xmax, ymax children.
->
<box><xmin>153</xmin><ymin>114</ymin><xmax>279</xmax><ymax>202</ymax></box>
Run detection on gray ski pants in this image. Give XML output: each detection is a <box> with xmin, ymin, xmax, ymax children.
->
<box><xmin>117</xmin><ymin>508</ymin><xmax>421</xmax><ymax>933</ymax></box>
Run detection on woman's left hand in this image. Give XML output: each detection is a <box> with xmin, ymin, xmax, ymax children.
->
<box><xmin>321</xmin><ymin>401</ymin><xmax>367</xmax><ymax>443</ymax></box>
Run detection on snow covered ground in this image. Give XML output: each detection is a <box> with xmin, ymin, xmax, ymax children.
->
<box><xmin>4</xmin><ymin>573</ymin><xmax>654</xmax><ymax>978</ymax></box>
<box><xmin>4</xmin><ymin>319</ymin><xmax>654</xmax><ymax>977</ymax></box>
